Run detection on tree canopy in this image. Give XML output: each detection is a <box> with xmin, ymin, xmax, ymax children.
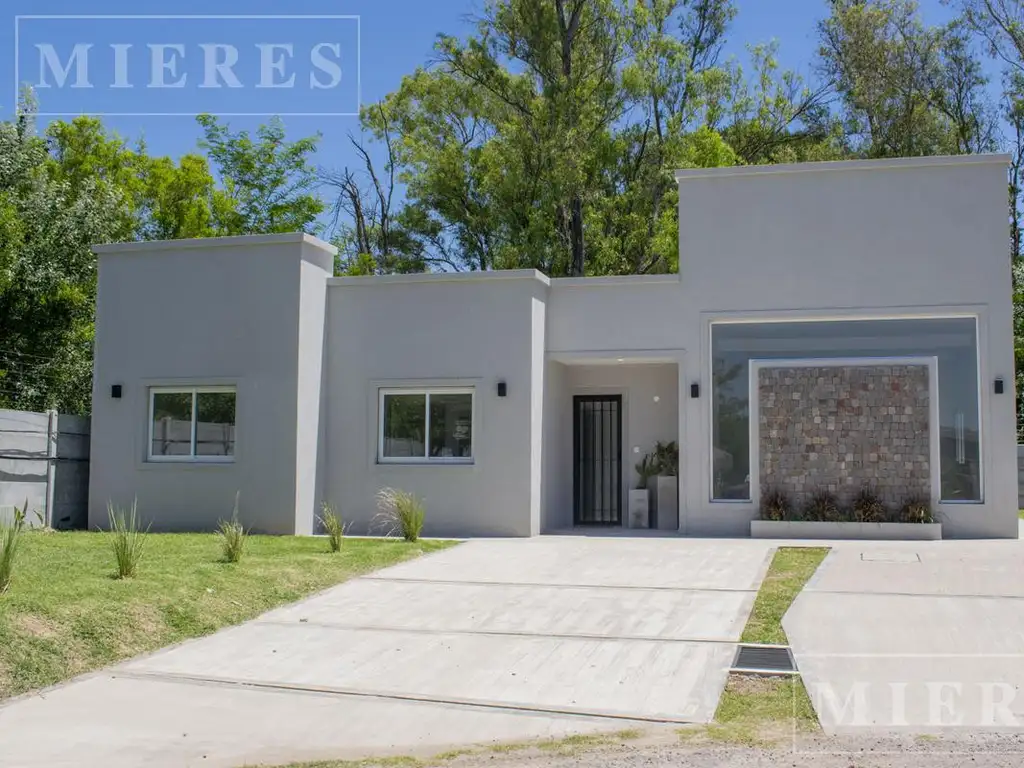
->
<box><xmin>5</xmin><ymin>0</ymin><xmax>1024</xmax><ymax>424</ymax></box>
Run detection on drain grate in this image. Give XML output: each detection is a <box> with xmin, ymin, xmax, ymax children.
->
<box><xmin>861</xmin><ymin>551</ymin><xmax>921</xmax><ymax>563</ymax></box>
<box><xmin>730</xmin><ymin>644</ymin><xmax>797</xmax><ymax>675</ymax></box>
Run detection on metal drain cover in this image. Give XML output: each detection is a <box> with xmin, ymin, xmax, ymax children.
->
<box><xmin>731</xmin><ymin>644</ymin><xmax>797</xmax><ymax>675</ymax></box>
<box><xmin>861</xmin><ymin>551</ymin><xmax>921</xmax><ymax>563</ymax></box>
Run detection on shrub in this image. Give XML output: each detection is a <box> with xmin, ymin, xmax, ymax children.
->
<box><xmin>634</xmin><ymin>454</ymin><xmax>658</xmax><ymax>489</ymax></box>
<box><xmin>319</xmin><ymin>502</ymin><xmax>345</xmax><ymax>552</ymax></box>
<box><xmin>759</xmin><ymin>487</ymin><xmax>791</xmax><ymax>521</ymax></box>
<box><xmin>653</xmin><ymin>441</ymin><xmax>679</xmax><ymax>476</ymax></box>
<box><xmin>375</xmin><ymin>487</ymin><xmax>426</xmax><ymax>542</ymax></box>
<box><xmin>217</xmin><ymin>492</ymin><xmax>247</xmax><ymax>563</ymax></box>
<box><xmin>108</xmin><ymin>499</ymin><xmax>148</xmax><ymax>579</ymax></box>
<box><xmin>900</xmin><ymin>496</ymin><xmax>934</xmax><ymax>524</ymax></box>
<box><xmin>851</xmin><ymin>489</ymin><xmax>887</xmax><ymax>523</ymax></box>
<box><xmin>803</xmin><ymin>490</ymin><xmax>843</xmax><ymax>522</ymax></box>
<box><xmin>0</xmin><ymin>501</ymin><xmax>27</xmax><ymax>594</ymax></box>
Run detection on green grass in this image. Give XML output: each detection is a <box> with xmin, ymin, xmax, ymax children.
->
<box><xmin>1019</xmin><ymin>509</ymin><xmax>1024</xmax><ymax>520</ymax></box>
<box><xmin>702</xmin><ymin>546</ymin><xmax>830</xmax><ymax>745</ymax></box>
<box><xmin>740</xmin><ymin>547</ymin><xmax>829</xmax><ymax>645</ymax></box>
<box><xmin>0</xmin><ymin>531</ymin><xmax>454</xmax><ymax>700</ymax></box>
<box><xmin>277</xmin><ymin>729</ymin><xmax>648</xmax><ymax>767</ymax></box>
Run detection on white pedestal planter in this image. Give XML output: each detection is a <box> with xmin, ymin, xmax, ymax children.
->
<box><xmin>628</xmin><ymin>489</ymin><xmax>649</xmax><ymax>529</ymax></box>
<box><xmin>648</xmin><ymin>476</ymin><xmax>678</xmax><ymax>531</ymax></box>
<box><xmin>750</xmin><ymin>520</ymin><xmax>942</xmax><ymax>541</ymax></box>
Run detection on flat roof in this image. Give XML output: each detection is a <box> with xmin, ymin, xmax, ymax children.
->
<box><xmin>674</xmin><ymin>153</ymin><xmax>1012</xmax><ymax>181</ymax></box>
<box><xmin>328</xmin><ymin>269</ymin><xmax>550</xmax><ymax>287</ymax></box>
<box><xmin>93</xmin><ymin>232</ymin><xmax>338</xmax><ymax>256</ymax></box>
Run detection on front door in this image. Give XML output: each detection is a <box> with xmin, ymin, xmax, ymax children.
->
<box><xmin>573</xmin><ymin>395</ymin><xmax>623</xmax><ymax>525</ymax></box>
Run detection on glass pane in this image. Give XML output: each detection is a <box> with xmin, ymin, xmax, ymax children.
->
<box><xmin>382</xmin><ymin>394</ymin><xmax>426</xmax><ymax>457</ymax></box>
<box><xmin>151</xmin><ymin>392</ymin><xmax>193</xmax><ymax>457</ymax></box>
<box><xmin>196</xmin><ymin>391</ymin><xmax>236</xmax><ymax>457</ymax></box>
<box><xmin>429</xmin><ymin>393</ymin><xmax>473</xmax><ymax>459</ymax></box>
<box><xmin>711</xmin><ymin>318</ymin><xmax>980</xmax><ymax>502</ymax></box>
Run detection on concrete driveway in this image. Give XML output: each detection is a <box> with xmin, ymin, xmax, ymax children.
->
<box><xmin>785</xmin><ymin>537</ymin><xmax>1024</xmax><ymax>734</ymax></box>
<box><xmin>0</xmin><ymin>536</ymin><xmax>775</xmax><ymax>767</ymax></box>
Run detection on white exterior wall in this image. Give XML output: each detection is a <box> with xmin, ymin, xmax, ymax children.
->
<box><xmin>87</xmin><ymin>155</ymin><xmax>1015</xmax><ymax>539</ymax></box>
<box><xmin>323</xmin><ymin>272</ymin><xmax>547</xmax><ymax>537</ymax></box>
<box><xmin>88</xmin><ymin>234</ymin><xmax>334</xmax><ymax>534</ymax></box>
<box><xmin>675</xmin><ymin>156</ymin><xmax>1016</xmax><ymax>538</ymax></box>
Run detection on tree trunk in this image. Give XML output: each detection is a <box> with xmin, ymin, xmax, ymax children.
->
<box><xmin>569</xmin><ymin>195</ymin><xmax>584</xmax><ymax>276</ymax></box>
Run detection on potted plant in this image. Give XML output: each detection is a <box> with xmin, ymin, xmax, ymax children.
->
<box><xmin>629</xmin><ymin>454</ymin><xmax>657</xmax><ymax>528</ymax></box>
<box><xmin>647</xmin><ymin>441</ymin><xmax>679</xmax><ymax>531</ymax></box>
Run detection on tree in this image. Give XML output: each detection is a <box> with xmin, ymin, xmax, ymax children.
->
<box><xmin>0</xmin><ymin>97</ymin><xmax>122</xmax><ymax>413</ymax></box>
<box><xmin>341</xmin><ymin>0</ymin><xmax>850</xmax><ymax>277</ymax></box>
<box><xmin>321</xmin><ymin>105</ymin><xmax>428</xmax><ymax>275</ymax></box>
<box><xmin>434</xmin><ymin>0</ymin><xmax>629</xmax><ymax>275</ymax></box>
<box><xmin>818</xmin><ymin>0</ymin><xmax>996</xmax><ymax>157</ymax></box>
<box><xmin>197</xmin><ymin>115</ymin><xmax>325</xmax><ymax>236</ymax></box>
<box><xmin>44</xmin><ymin>116</ymin><xmax>221</xmax><ymax>241</ymax></box>
<box><xmin>953</xmin><ymin>0</ymin><xmax>1024</xmax><ymax>435</ymax></box>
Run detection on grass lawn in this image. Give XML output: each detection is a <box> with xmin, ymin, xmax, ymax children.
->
<box><xmin>741</xmin><ymin>547</ymin><xmax>829</xmax><ymax>645</ymax></box>
<box><xmin>277</xmin><ymin>730</ymin><xmax>648</xmax><ymax>767</ymax></box>
<box><xmin>706</xmin><ymin>546</ymin><xmax>830</xmax><ymax>745</ymax></box>
<box><xmin>0</xmin><ymin>531</ymin><xmax>453</xmax><ymax>700</ymax></box>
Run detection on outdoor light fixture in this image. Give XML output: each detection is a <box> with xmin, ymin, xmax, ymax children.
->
<box><xmin>995</xmin><ymin>377</ymin><xmax>1005</xmax><ymax>395</ymax></box>
<box><xmin>497</xmin><ymin>381</ymin><xmax>507</xmax><ymax>397</ymax></box>
<box><xmin>111</xmin><ymin>384</ymin><xmax>122</xmax><ymax>399</ymax></box>
<box><xmin>690</xmin><ymin>383</ymin><xmax>700</xmax><ymax>399</ymax></box>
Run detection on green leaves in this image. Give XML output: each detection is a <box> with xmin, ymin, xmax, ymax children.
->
<box><xmin>0</xmin><ymin>99</ymin><xmax>326</xmax><ymax>414</ymax></box>
<box><xmin>197</xmin><ymin>115</ymin><xmax>324</xmax><ymax>236</ymax></box>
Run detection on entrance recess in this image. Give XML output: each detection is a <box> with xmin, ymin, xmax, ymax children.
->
<box><xmin>573</xmin><ymin>395</ymin><xmax>622</xmax><ymax>525</ymax></box>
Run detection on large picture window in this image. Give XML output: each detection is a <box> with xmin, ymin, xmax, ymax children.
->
<box><xmin>379</xmin><ymin>388</ymin><xmax>473</xmax><ymax>463</ymax></box>
<box><xmin>711</xmin><ymin>317</ymin><xmax>980</xmax><ymax>503</ymax></box>
<box><xmin>149</xmin><ymin>387</ymin><xmax>236</xmax><ymax>461</ymax></box>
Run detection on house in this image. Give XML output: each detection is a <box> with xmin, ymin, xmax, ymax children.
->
<box><xmin>87</xmin><ymin>154</ymin><xmax>1019</xmax><ymax>539</ymax></box>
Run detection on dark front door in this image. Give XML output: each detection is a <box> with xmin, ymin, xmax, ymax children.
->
<box><xmin>573</xmin><ymin>395</ymin><xmax>623</xmax><ymax>525</ymax></box>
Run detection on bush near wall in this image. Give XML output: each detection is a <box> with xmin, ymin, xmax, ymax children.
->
<box><xmin>758</xmin><ymin>487</ymin><xmax>933</xmax><ymax>524</ymax></box>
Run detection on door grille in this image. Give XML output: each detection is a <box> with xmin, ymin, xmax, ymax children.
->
<box><xmin>573</xmin><ymin>395</ymin><xmax>622</xmax><ymax>525</ymax></box>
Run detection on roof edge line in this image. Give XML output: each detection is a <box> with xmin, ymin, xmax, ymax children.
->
<box><xmin>675</xmin><ymin>153</ymin><xmax>1012</xmax><ymax>181</ymax></box>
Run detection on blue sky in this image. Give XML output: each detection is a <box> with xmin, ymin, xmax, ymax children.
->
<box><xmin>0</xmin><ymin>0</ymin><xmax>973</xmax><ymax>220</ymax></box>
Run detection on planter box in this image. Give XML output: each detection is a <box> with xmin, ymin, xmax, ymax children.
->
<box><xmin>628</xmin><ymin>489</ymin><xmax>649</xmax><ymax>529</ymax></box>
<box><xmin>647</xmin><ymin>476</ymin><xmax>678</xmax><ymax>531</ymax></box>
<box><xmin>750</xmin><ymin>520</ymin><xmax>942</xmax><ymax>541</ymax></box>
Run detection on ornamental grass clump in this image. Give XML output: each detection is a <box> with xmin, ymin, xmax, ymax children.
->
<box><xmin>0</xmin><ymin>502</ymin><xmax>27</xmax><ymax>594</ymax></box>
<box><xmin>108</xmin><ymin>499</ymin><xmax>148</xmax><ymax>579</ymax></box>
<box><xmin>759</xmin><ymin>487</ymin><xmax>791</xmax><ymax>522</ymax></box>
<box><xmin>319</xmin><ymin>502</ymin><xmax>345</xmax><ymax>552</ymax></box>
<box><xmin>803</xmin><ymin>490</ymin><xmax>842</xmax><ymax>522</ymax></box>
<box><xmin>217</xmin><ymin>492</ymin><xmax>247</xmax><ymax>563</ymax></box>
<box><xmin>851</xmin><ymin>488</ymin><xmax>887</xmax><ymax>523</ymax></box>
<box><xmin>375</xmin><ymin>487</ymin><xmax>425</xmax><ymax>542</ymax></box>
<box><xmin>900</xmin><ymin>496</ymin><xmax>934</xmax><ymax>524</ymax></box>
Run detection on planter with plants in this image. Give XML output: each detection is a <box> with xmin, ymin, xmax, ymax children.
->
<box><xmin>647</xmin><ymin>441</ymin><xmax>679</xmax><ymax>531</ymax></box>
<box><xmin>750</xmin><ymin>487</ymin><xmax>942</xmax><ymax>540</ymax></box>
<box><xmin>629</xmin><ymin>454</ymin><xmax>657</xmax><ymax>529</ymax></box>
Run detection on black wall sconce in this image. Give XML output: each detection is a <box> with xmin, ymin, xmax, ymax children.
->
<box><xmin>111</xmin><ymin>384</ymin><xmax>122</xmax><ymax>399</ymax></box>
<box><xmin>995</xmin><ymin>377</ymin><xmax>1005</xmax><ymax>395</ymax></box>
<box><xmin>497</xmin><ymin>381</ymin><xmax>507</xmax><ymax>398</ymax></box>
<box><xmin>690</xmin><ymin>382</ymin><xmax>700</xmax><ymax>399</ymax></box>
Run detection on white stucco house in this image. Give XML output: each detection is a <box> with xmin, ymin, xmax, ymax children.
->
<box><xmin>88</xmin><ymin>154</ymin><xmax>1019</xmax><ymax>539</ymax></box>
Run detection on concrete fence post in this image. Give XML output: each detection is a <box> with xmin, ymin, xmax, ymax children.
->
<box><xmin>45</xmin><ymin>409</ymin><xmax>57</xmax><ymax>528</ymax></box>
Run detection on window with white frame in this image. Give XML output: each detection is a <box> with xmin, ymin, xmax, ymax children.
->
<box><xmin>149</xmin><ymin>387</ymin><xmax>236</xmax><ymax>461</ymax></box>
<box><xmin>378</xmin><ymin>388</ymin><xmax>473</xmax><ymax>463</ymax></box>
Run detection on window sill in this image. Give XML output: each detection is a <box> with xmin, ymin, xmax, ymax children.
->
<box><xmin>377</xmin><ymin>459</ymin><xmax>474</xmax><ymax>466</ymax></box>
<box><xmin>143</xmin><ymin>457</ymin><xmax>236</xmax><ymax>466</ymax></box>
